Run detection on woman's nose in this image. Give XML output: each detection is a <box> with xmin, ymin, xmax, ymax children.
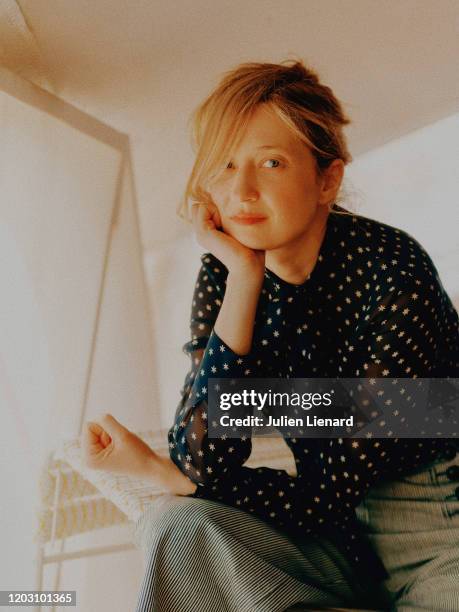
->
<box><xmin>231</xmin><ymin>167</ymin><xmax>259</xmax><ymax>203</ymax></box>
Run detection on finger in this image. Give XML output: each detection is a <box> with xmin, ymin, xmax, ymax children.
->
<box><xmin>204</xmin><ymin>203</ymin><xmax>222</xmax><ymax>230</ymax></box>
<box><xmin>191</xmin><ymin>202</ymin><xmax>209</xmax><ymax>228</ymax></box>
<box><xmin>196</xmin><ymin>201</ymin><xmax>218</xmax><ymax>231</ymax></box>
<box><xmin>99</xmin><ymin>413</ymin><xmax>129</xmax><ymax>439</ymax></box>
<box><xmin>82</xmin><ymin>423</ymin><xmax>106</xmax><ymax>455</ymax></box>
<box><xmin>213</xmin><ymin>207</ymin><xmax>222</xmax><ymax>229</ymax></box>
<box><xmin>86</xmin><ymin>421</ymin><xmax>111</xmax><ymax>447</ymax></box>
<box><xmin>192</xmin><ymin>202</ymin><xmax>206</xmax><ymax>228</ymax></box>
<box><xmin>87</xmin><ymin>421</ymin><xmax>103</xmax><ymax>435</ymax></box>
<box><xmin>100</xmin><ymin>430</ymin><xmax>112</xmax><ymax>448</ymax></box>
<box><xmin>190</xmin><ymin>202</ymin><xmax>201</xmax><ymax>224</ymax></box>
<box><xmin>85</xmin><ymin>422</ymin><xmax>104</xmax><ymax>443</ymax></box>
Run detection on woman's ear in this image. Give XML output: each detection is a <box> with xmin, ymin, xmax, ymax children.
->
<box><xmin>318</xmin><ymin>159</ymin><xmax>345</xmax><ymax>206</ymax></box>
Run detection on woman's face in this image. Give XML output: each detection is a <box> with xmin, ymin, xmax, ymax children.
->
<box><xmin>207</xmin><ymin>104</ymin><xmax>337</xmax><ymax>251</ymax></box>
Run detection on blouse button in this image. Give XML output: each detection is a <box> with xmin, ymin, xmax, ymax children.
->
<box><xmin>446</xmin><ymin>466</ymin><xmax>459</xmax><ymax>481</ymax></box>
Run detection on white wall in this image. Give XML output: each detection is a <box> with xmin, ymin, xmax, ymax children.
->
<box><xmin>346</xmin><ymin>113</ymin><xmax>459</xmax><ymax>306</ymax></box>
<box><xmin>144</xmin><ymin>233</ymin><xmax>202</xmax><ymax>430</ymax></box>
<box><xmin>0</xmin><ymin>70</ymin><xmax>155</xmax><ymax>611</ymax></box>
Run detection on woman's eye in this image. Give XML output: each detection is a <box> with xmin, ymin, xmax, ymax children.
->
<box><xmin>262</xmin><ymin>159</ymin><xmax>281</xmax><ymax>168</ymax></box>
<box><xmin>223</xmin><ymin>159</ymin><xmax>282</xmax><ymax>171</ymax></box>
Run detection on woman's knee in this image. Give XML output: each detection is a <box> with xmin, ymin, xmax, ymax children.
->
<box><xmin>134</xmin><ymin>494</ymin><xmax>228</xmax><ymax>557</ymax></box>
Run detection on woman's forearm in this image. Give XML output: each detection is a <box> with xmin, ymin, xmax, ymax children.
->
<box><xmin>167</xmin><ymin>262</ymin><xmax>261</xmax><ymax>489</ymax></box>
<box><xmin>213</xmin><ymin>271</ymin><xmax>263</xmax><ymax>355</ymax></box>
<box><xmin>148</xmin><ymin>454</ymin><xmax>198</xmax><ymax>496</ymax></box>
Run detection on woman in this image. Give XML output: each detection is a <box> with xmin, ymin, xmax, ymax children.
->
<box><xmin>84</xmin><ymin>61</ymin><xmax>459</xmax><ymax>611</ymax></box>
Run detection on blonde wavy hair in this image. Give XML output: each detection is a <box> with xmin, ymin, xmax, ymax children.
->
<box><xmin>179</xmin><ymin>59</ymin><xmax>353</xmax><ymax>220</ymax></box>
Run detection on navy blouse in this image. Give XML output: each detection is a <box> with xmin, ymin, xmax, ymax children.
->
<box><xmin>168</xmin><ymin>206</ymin><xmax>459</xmax><ymax>582</ymax></box>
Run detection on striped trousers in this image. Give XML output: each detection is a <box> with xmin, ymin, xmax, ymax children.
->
<box><xmin>134</xmin><ymin>456</ymin><xmax>459</xmax><ymax>611</ymax></box>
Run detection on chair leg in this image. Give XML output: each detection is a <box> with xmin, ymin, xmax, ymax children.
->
<box><xmin>34</xmin><ymin>543</ymin><xmax>44</xmax><ymax>612</ymax></box>
<box><xmin>50</xmin><ymin>538</ymin><xmax>65</xmax><ymax>612</ymax></box>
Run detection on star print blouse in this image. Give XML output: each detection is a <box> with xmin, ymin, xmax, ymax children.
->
<box><xmin>168</xmin><ymin>206</ymin><xmax>459</xmax><ymax>582</ymax></box>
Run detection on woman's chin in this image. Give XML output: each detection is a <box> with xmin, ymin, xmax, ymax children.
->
<box><xmin>233</xmin><ymin>236</ymin><xmax>274</xmax><ymax>251</ymax></box>
<box><xmin>226</xmin><ymin>228</ymin><xmax>274</xmax><ymax>251</ymax></box>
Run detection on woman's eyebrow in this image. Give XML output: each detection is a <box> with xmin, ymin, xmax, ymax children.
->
<box><xmin>255</xmin><ymin>144</ymin><xmax>291</xmax><ymax>152</ymax></box>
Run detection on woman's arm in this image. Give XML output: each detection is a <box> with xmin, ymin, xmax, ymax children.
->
<box><xmin>214</xmin><ymin>268</ymin><xmax>264</xmax><ymax>356</ymax></box>
<box><xmin>168</xmin><ymin>253</ymin><xmax>267</xmax><ymax>485</ymax></box>
<box><xmin>190</xmin><ymin>272</ymin><xmax>457</xmax><ymax>534</ymax></box>
<box><xmin>169</xmin><ymin>197</ymin><xmax>268</xmax><ymax>486</ymax></box>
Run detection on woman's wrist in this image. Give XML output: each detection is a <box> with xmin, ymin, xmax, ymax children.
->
<box><xmin>213</xmin><ymin>270</ymin><xmax>263</xmax><ymax>356</ymax></box>
<box><xmin>226</xmin><ymin>263</ymin><xmax>265</xmax><ymax>289</ymax></box>
<box><xmin>147</xmin><ymin>454</ymin><xmax>197</xmax><ymax>496</ymax></box>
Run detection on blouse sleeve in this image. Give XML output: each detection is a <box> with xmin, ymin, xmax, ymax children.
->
<box><xmin>190</xmin><ymin>271</ymin><xmax>456</xmax><ymax>539</ymax></box>
<box><xmin>168</xmin><ymin>254</ymin><xmax>262</xmax><ymax>485</ymax></box>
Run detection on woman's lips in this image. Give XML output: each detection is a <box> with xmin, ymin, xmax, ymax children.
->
<box><xmin>230</xmin><ymin>215</ymin><xmax>267</xmax><ymax>225</ymax></box>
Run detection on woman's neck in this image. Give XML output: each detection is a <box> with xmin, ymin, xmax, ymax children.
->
<box><xmin>265</xmin><ymin>205</ymin><xmax>330</xmax><ymax>285</ymax></box>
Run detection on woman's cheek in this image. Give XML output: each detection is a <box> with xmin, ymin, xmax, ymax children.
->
<box><xmin>208</xmin><ymin>182</ymin><xmax>226</xmax><ymax>205</ymax></box>
<box><xmin>208</xmin><ymin>191</ymin><xmax>229</xmax><ymax>229</ymax></box>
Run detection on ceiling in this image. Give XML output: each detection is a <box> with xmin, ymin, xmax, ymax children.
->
<box><xmin>13</xmin><ymin>0</ymin><xmax>459</xmax><ymax>248</ymax></box>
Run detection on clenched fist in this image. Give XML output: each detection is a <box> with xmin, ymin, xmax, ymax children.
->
<box><xmin>192</xmin><ymin>201</ymin><xmax>265</xmax><ymax>279</ymax></box>
<box><xmin>82</xmin><ymin>414</ymin><xmax>197</xmax><ymax>495</ymax></box>
<box><xmin>82</xmin><ymin>414</ymin><xmax>157</xmax><ymax>480</ymax></box>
